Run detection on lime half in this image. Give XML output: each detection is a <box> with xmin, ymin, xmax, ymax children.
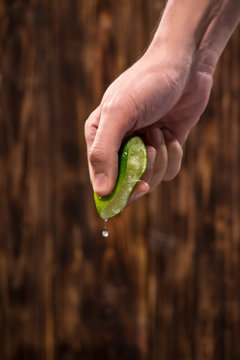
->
<box><xmin>94</xmin><ymin>136</ymin><xmax>147</xmax><ymax>219</ymax></box>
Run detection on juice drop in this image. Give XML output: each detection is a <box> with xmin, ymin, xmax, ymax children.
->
<box><xmin>102</xmin><ymin>219</ymin><xmax>109</xmax><ymax>237</ymax></box>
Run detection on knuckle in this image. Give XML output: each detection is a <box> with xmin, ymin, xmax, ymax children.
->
<box><xmin>175</xmin><ymin>142</ymin><xmax>183</xmax><ymax>160</ymax></box>
<box><xmin>163</xmin><ymin>141</ymin><xmax>183</xmax><ymax>181</ymax></box>
<box><xmin>168</xmin><ymin>141</ymin><xmax>183</xmax><ymax>160</ymax></box>
<box><xmin>102</xmin><ymin>100</ymin><xmax>116</xmax><ymax>115</ymax></box>
<box><xmin>147</xmin><ymin>147</ymin><xmax>157</xmax><ymax>169</ymax></box>
<box><xmin>84</xmin><ymin>119</ymin><xmax>90</xmax><ymax>137</ymax></box>
<box><xmin>85</xmin><ymin>124</ymin><xmax>96</xmax><ymax>143</ymax></box>
<box><xmin>88</xmin><ymin>146</ymin><xmax>105</xmax><ymax>166</ymax></box>
<box><xmin>102</xmin><ymin>95</ymin><xmax>139</xmax><ymax>125</ymax></box>
<box><xmin>85</xmin><ymin>107</ymin><xmax>100</xmax><ymax>139</ymax></box>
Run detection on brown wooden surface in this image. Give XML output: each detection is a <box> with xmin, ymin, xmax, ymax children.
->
<box><xmin>0</xmin><ymin>1</ymin><xmax>239</xmax><ymax>359</ymax></box>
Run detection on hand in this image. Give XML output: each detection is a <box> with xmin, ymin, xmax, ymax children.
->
<box><xmin>85</xmin><ymin>46</ymin><xmax>213</xmax><ymax>204</ymax></box>
<box><xmin>85</xmin><ymin>0</ymin><xmax>239</xmax><ymax>206</ymax></box>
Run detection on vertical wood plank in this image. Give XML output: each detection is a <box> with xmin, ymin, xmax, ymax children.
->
<box><xmin>0</xmin><ymin>1</ymin><xmax>239</xmax><ymax>360</ymax></box>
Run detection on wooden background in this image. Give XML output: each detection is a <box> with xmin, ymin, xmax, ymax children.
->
<box><xmin>0</xmin><ymin>1</ymin><xmax>239</xmax><ymax>359</ymax></box>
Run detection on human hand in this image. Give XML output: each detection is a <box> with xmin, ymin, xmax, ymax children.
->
<box><xmin>85</xmin><ymin>45</ymin><xmax>213</xmax><ymax>204</ymax></box>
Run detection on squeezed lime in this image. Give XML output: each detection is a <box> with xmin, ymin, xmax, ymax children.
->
<box><xmin>94</xmin><ymin>136</ymin><xmax>147</xmax><ymax>219</ymax></box>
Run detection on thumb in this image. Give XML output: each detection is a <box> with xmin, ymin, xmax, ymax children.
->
<box><xmin>88</xmin><ymin>101</ymin><xmax>133</xmax><ymax>196</ymax></box>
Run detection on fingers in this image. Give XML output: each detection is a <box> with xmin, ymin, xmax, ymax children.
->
<box><xmin>127</xmin><ymin>127</ymin><xmax>168</xmax><ymax>205</ymax></box>
<box><xmin>84</xmin><ymin>106</ymin><xmax>101</xmax><ymax>154</ymax></box>
<box><xmin>127</xmin><ymin>127</ymin><xmax>183</xmax><ymax>206</ymax></box>
<box><xmin>146</xmin><ymin>127</ymin><xmax>168</xmax><ymax>190</ymax></box>
<box><xmin>127</xmin><ymin>145</ymin><xmax>155</xmax><ymax>206</ymax></box>
<box><xmin>84</xmin><ymin>106</ymin><xmax>101</xmax><ymax>186</ymax></box>
<box><xmin>85</xmin><ymin>99</ymin><xmax>135</xmax><ymax>196</ymax></box>
<box><xmin>145</xmin><ymin>128</ymin><xmax>183</xmax><ymax>186</ymax></box>
<box><xmin>85</xmin><ymin>103</ymin><xmax>183</xmax><ymax>205</ymax></box>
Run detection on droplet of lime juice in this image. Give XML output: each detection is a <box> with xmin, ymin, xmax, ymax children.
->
<box><xmin>102</xmin><ymin>219</ymin><xmax>109</xmax><ymax>237</ymax></box>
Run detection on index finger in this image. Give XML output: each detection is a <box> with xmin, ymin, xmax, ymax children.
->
<box><xmin>84</xmin><ymin>106</ymin><xmax>101</xmax><ymax>155</ymax></box>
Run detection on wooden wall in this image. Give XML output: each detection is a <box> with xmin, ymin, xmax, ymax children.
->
<box><xmin>0</xmin><ymin>1</ymin><xmax>239</xmax><ymax>359</ymax></box>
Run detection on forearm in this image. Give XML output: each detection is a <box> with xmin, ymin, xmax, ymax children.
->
<box><xmin>150</xmin><ymin>0</ymin><xmax>240</xmax><ymax>72</ymax></box>
<box><xmin>197</xmin><ymin>0</ymin><xmax>240</xmax><ymax>72</ymax></box>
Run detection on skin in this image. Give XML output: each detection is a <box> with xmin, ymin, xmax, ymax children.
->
<box><xmin>85</xmin><ymin>0</ymin><xmax>240</xmax><ymax>204</ymax></box>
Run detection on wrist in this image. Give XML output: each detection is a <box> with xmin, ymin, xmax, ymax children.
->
<box><xmin>196</xmin><ymin>0</ymin><xmax>240</xmax><ymax>74</ymax></box>
<box><xmin>150</xmin><ymin>0</ymin><xmax>240</xmax><ymax>76</ymax></box>
<box><xmin>151</xmin><ymin>0</ymin><xmax>222</xmax><ymax>58</ymax></box>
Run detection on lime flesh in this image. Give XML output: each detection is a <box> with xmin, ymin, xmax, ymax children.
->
<box><xmin>94</xmin><ymin>136</ymin><xmax>147</xmax><ymax>219</ymax></box>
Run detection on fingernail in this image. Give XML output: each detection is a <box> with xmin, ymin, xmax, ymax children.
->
<box><xmin>138</xmin><ymin>180</ymin><xmax>150</xmax><ymax>193</ymax></box>
<box><xmin>149</xmin><ymin>127</ymin><xmax>162</xmax><ymax>145</ymax></box>
<box><xmin>94</xmin><ymin>173</ymin><xmax>108</xmax><ymax>194</ymax></box>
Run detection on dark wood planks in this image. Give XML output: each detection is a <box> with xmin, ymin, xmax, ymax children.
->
<box><xmin>0</xmin><ymin>1</ymin><xmax>239</xmax><ymax>360</ymax></box>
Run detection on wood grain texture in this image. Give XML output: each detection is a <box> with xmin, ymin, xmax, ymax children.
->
<box><xmin>0</xmin><ymin>1</ymin><xmax>239</xmax><ymax>359</ymax></box>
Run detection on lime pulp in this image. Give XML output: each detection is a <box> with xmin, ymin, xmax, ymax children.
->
<box><xmin>94</xmin><ymin>136</ymin><xmax>147</xmax><ymax>219</ymax></box>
